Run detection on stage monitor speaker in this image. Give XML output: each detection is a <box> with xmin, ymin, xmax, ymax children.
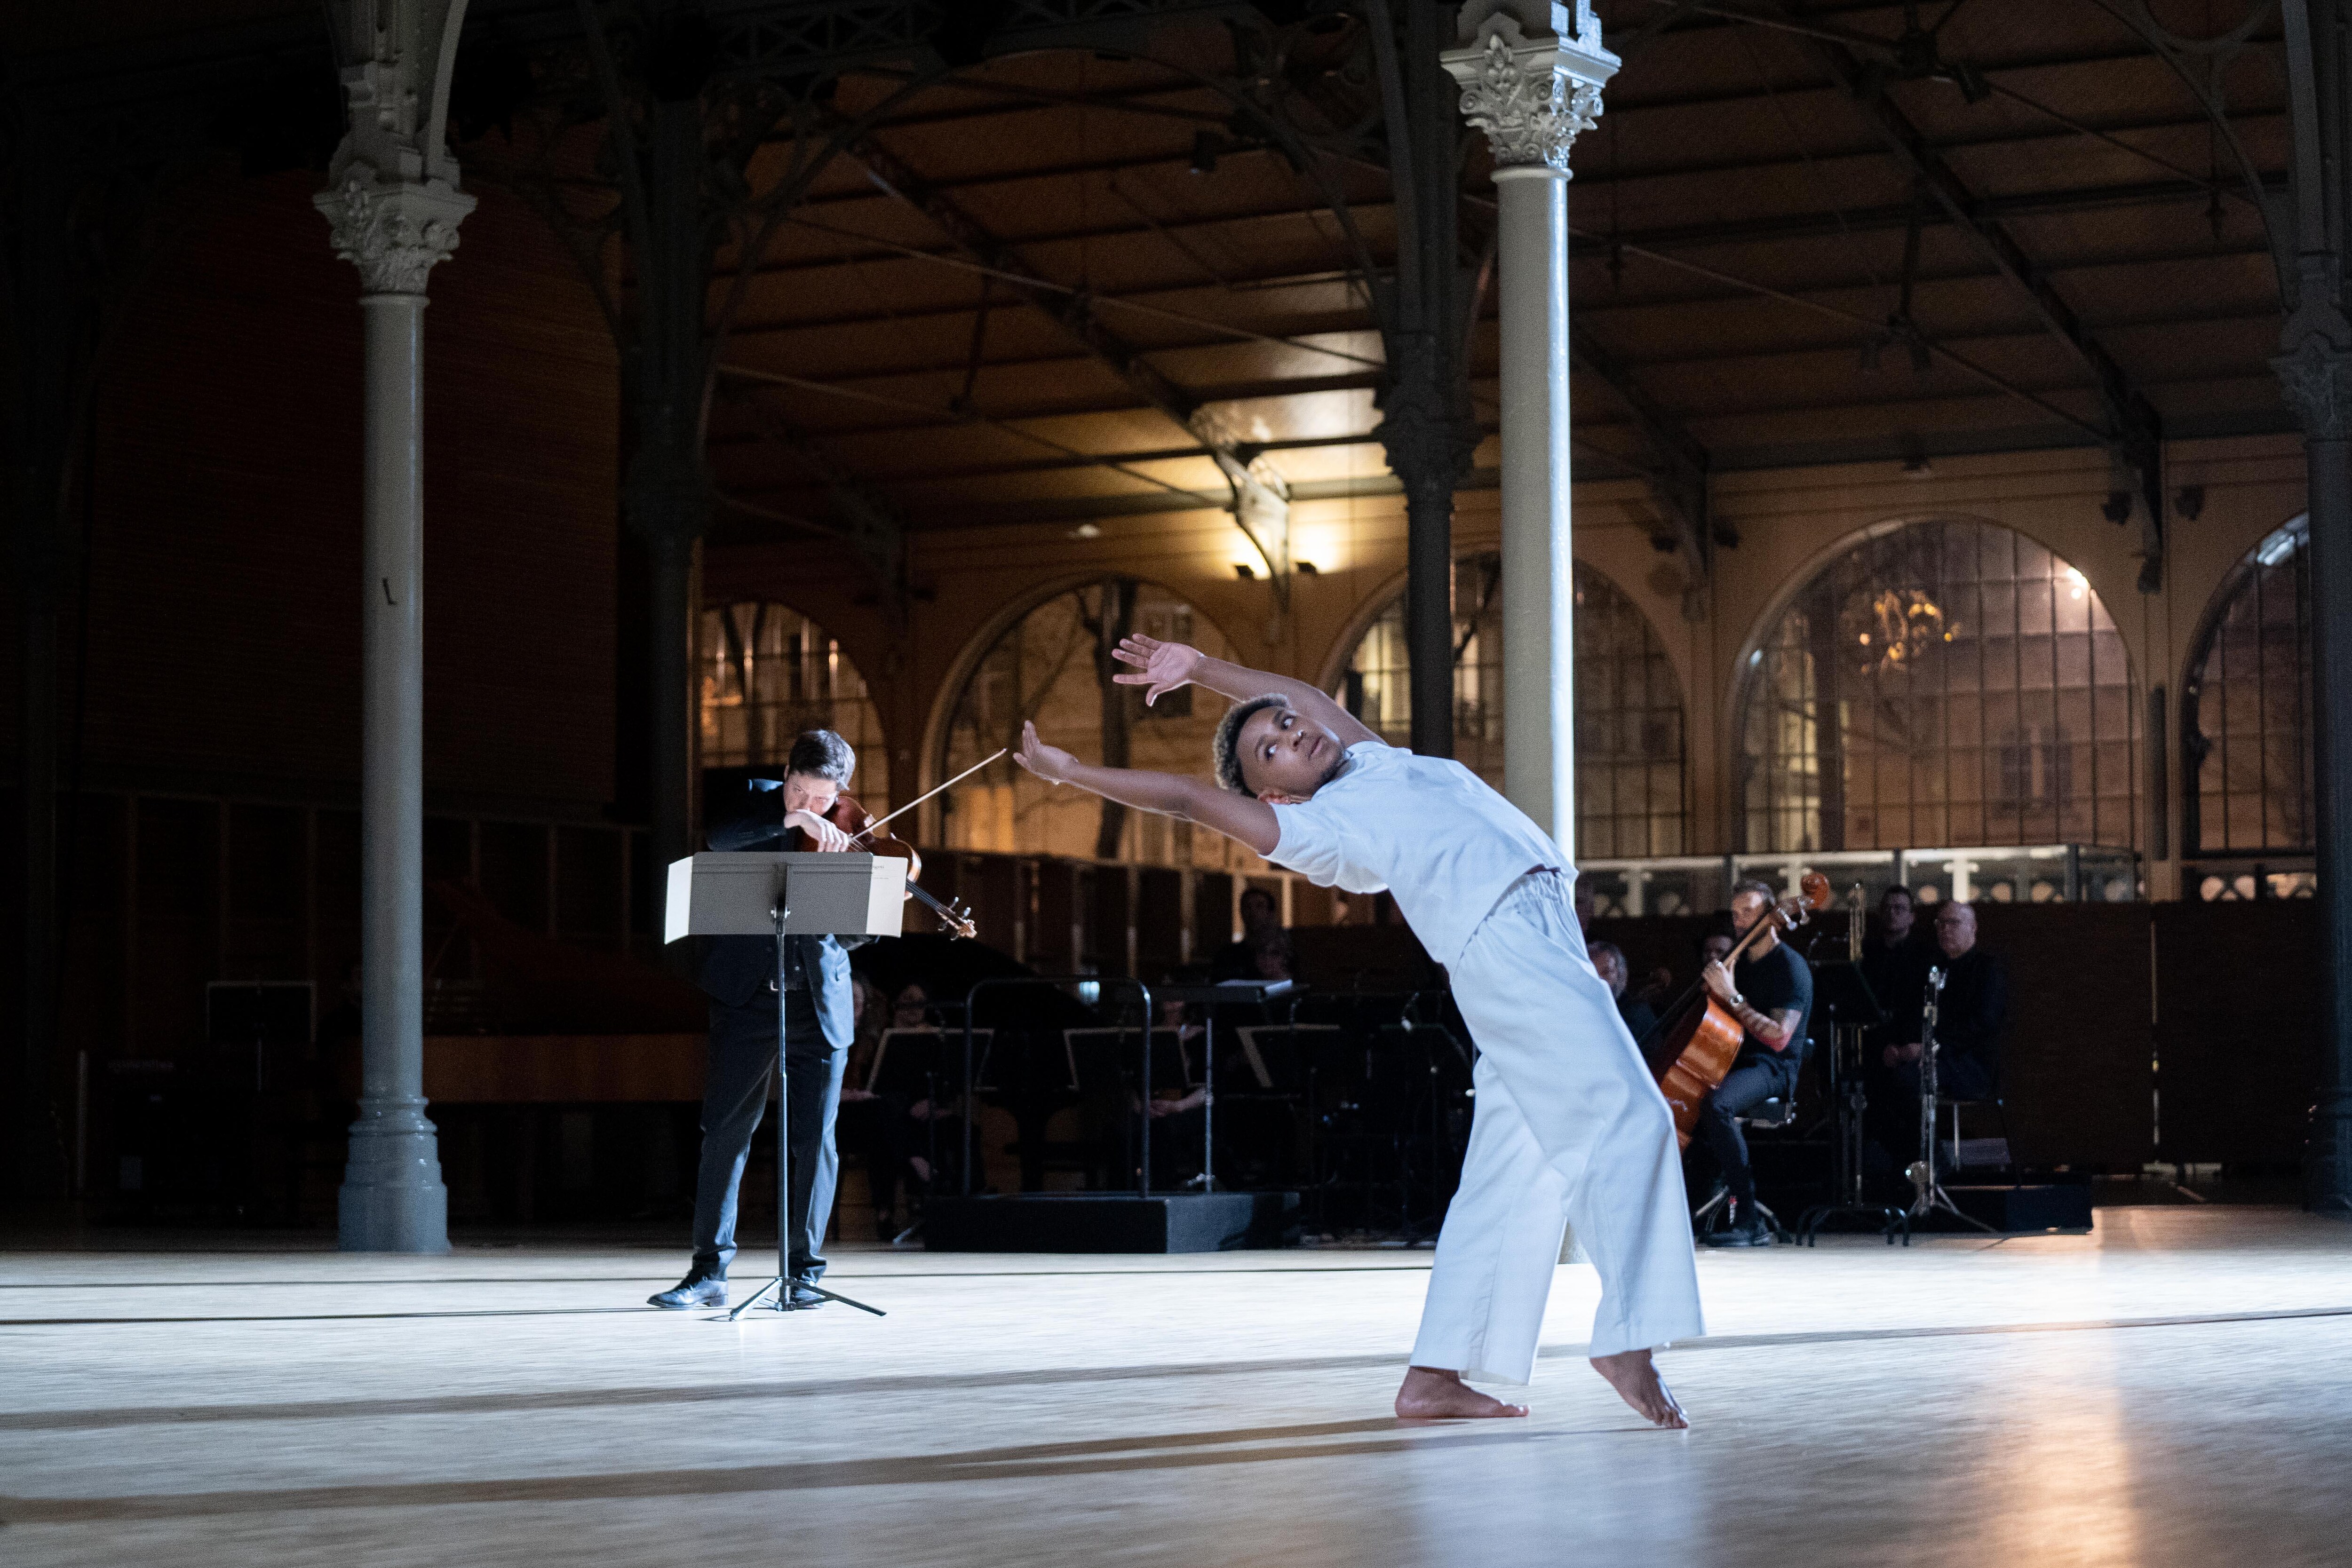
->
<box><xmin>1947</xmin><ymin>1182</ymin><xmax>2093</xmax><ymax>1234</ymax></box>
<box><xmin>924</xmin><ymin>1191</ymin><xmax>1299</xmax><ymax>1253</ymax></box>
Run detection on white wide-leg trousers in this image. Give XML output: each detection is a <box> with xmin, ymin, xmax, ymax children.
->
<box><xmin>1409</xmin><ymin>871</ymin><xmax>1705</xmax><ymax>1382</ymax></box>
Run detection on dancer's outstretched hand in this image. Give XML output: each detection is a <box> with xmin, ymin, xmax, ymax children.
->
<box><xmin>1014</xmin><ymin>721</ymin><xmax>1078</xmax><ymax>785</ymax></box>
<box><xmin>1112</xmin><ymin>634</ymin><xmax>1200</xmax><ymax>705</ymax></box>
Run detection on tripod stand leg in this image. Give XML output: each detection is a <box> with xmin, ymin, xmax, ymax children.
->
<box><xmin>792</xmin><ymin>1281</ymin><xmax>887</xmax><ymax>1317</ymax></box>
<box><xmin>724</xmin><ymin>1276</ymin><xmax>782</xmax><ymax>1320</ymax></box>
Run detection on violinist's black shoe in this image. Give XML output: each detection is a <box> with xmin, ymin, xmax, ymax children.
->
<box><xmin>786</xmin><ymin>1280</ymin><xmax>828</xmax><ymax>1309</ymax></box>
<box><xmin>648</xmin><ymin>1270</ymin><xmax>727</xmax><ymax>1309</ymax></box>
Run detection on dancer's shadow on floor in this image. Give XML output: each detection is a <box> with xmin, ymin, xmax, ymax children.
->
<box><xmin>3</xmin><ymin>1415</ymin><xmax>1643</xmax><ymax>1523</ymax></box>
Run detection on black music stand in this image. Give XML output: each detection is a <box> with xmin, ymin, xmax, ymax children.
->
<box><xmin>1796</xmin><ymin>959</ymin><xmax>1909</xmax><ymax>1245</ymax></box>
<box><xmin>1154</xmin><ymin>978</ymin><xmax>1296</xmax><ymax>1193</ymax></box>
<box><xmin>666</xmin><ymin>849</ymin><xmax>903</xmax><ymax>1317</ymax></box>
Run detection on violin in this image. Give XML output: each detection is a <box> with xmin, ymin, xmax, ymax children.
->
<box><xmin>1639</xmin><ymin>873</ymin><xmax>1831</xmax><ymax>1148</ymax></box>
<box><xmin>787</xmin><ymin>790</ymin><xmax>977</xmax><ymax>940</ymax></box>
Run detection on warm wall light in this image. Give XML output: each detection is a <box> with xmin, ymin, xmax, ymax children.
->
<box><xmin>1233</xmin><ymin>562</ymin><xmax>1256</xmax><ymax>580</ymax></box>
<box><xmin>1068</xmin><ymin>522</ymin><xmax>1102</xmax><ymax>539</ymax></box>
<box><xmin>1296</xmin><ymin>560</ymin><xmax>1319</xmax><ymax>575</ymax></box>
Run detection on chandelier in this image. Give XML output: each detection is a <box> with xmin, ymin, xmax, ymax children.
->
<box><xmin>1848</xmin><ymin>587</ymin><xmax>1952</xmax><ymax>675</ymax></box>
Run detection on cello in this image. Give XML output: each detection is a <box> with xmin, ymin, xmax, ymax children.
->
<box><xmin>789</xmin><ymin>791</ymin><xmax>977</xmax><ymax>939</ymax></box>
<box><xmin>1639</xmin><ymin>873</ymin><xmax>1831</xmax><ymax>1148</ymax></box>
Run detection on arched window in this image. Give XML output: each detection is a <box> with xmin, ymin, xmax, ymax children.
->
<box><xmin>1334</xmin><ymin>556</ymin><xmax>1689</xmax><ymax>857</ymax></box>
<box><xmin>1737</xmin><ymin>518</ymin><xmax>2136</xmax><ymax>853</ymax></box>
<box><xmin>2185</xmin><ymin>516</ymin><xmax>2313</xmax><ymax>856</ymax></box>
<box><xmin>699</xmin><ymin>602</ymin><xmax>889</xmax><ymax>806</ymax></box>
<box><xmin>938</xmin><ymin>579</ymin><xmax>1241</xmax><ymax>866</ymax></box>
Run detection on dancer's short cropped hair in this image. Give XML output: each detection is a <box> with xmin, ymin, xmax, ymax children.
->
<box><xmin>1212</xmin><ymin>693</ymin><xmax>1292</xmax><ymax>796</ymax></box>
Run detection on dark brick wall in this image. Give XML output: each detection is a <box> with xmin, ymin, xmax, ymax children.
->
<box><xmin>70</xmin><ymin>166</ymin><xmax>618</xmax><ymax>806</ymax></box>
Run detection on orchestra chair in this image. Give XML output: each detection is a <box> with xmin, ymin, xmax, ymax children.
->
<box><xmin>1690</xmin><ymin>1094</ymin><xmax>1796</xmax><ymax>1243</ymax></box>
<box><xmin>1935</xmin><ymin>1093</ymin><xmax>2017</xmax><ymax>1180</ymax></box>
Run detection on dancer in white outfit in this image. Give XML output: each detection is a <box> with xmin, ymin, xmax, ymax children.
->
<box><xmin>1012</xmin><ymin>634</ymin><xmax>1703</xmax><ymax>1426</ymax></box>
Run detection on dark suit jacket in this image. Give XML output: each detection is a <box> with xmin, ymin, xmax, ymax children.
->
<box><xmin>694</xmin><ymin>787</ymin><xmax>866</xmax><ymax>1049</ymax></box>
<box><xmin>1929</xmin><ymin>946</ymin><xmax>2006</xmax><ymax>1101</ymax></box>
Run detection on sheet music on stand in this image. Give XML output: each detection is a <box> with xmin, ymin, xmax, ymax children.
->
<box><xmin>868</xmin><ymin>1028</ymin><xmax>989</xmax><ymax>1097</ymax></box>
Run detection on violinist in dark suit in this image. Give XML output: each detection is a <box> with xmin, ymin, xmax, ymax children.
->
<box><xmin>649</xmin><ymin>730</ymin><xmax>869</xmax><ymax>1312</ymax></box>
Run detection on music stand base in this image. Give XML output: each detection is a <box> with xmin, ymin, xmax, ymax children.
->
<box><xmin>1796</xmin><ymin>1202</ymin><xmax>1913</xmax><ymax>1246</ymax></box>
<box><xmin>723</xmin><ymin>1275</ymin><xmax>887</xmax><ymax>1319</ymax></box>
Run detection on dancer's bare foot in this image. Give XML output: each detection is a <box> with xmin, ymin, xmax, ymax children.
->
<box><xmin>1394</xmin><ymin>1366</ymin><xmax>1529</xmax><ymax>1420</ymax></box>
<box><xmin>1589</xmin><ymin>1348</ymin><xmax>1688</xmax><ymax>1429</ymax></box>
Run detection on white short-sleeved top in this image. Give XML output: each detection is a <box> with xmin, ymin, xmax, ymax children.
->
<box><xmin>1267</xmin><ymin>741</ymin><xmax>1567</xmax><ymax>966</ymax></box>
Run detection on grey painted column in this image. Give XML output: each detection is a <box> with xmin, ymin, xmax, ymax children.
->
<box><xmin>2276</xmin><ymin>343</ymin><xmax>2352</xmax><ymax>1215</ymax></box>
<box><xmin>315</xmin><ymin>0</ymin><xmax>475</xmax><ymax>1250</ymax></box>
<box><xmin>1445</xmin><ymin>2</ymin><xmax>1617</xmax><ymax>853</ymax></box>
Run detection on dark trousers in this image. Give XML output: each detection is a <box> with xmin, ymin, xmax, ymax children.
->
<box><xmin>838</xmin><ymin>1094</ymin><xmax>912</xmax><ymax>1218</ymax></box>
<box><xmin>1696</xmin><ymin>1058</ymin><xmax>1795</xmax><ymax>1208</ymax></box>
<box><xmin>691</xmin><ymin>994</ymin><xmax>846</xmax><ymax>1281</ymax></box>
<box><xmin>1861</xmin><ymin>1055</ymin><xmax>1995</xmax><ymax>1192</ymax></box>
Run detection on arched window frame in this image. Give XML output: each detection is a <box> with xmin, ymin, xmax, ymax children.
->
<box><xmin>930</xmin><ymin>577</ymin><xmax>1245</xmax><ymax>867</ymax></box>
<box><xmin>1328</xmin><ymin>554</ymin><xmax>1692</xmax><ymax>858</ymax></box>
<box><xmin>698</xmin><ymin>601</ymin><xmax>889</xmax><ymax>806</ymax></box>
<box><xmin>2182</xmin><ymin>514</ymin><xmax>2314</xmax><ymax>858</ymax></box>
<box><xmin>1731</xmin><ymin>516</ymin><xmax>2138</xmax><ymax>855</ymax></box>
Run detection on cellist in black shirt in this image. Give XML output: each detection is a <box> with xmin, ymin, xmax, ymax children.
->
<box><xmin>1694</xmin><ymin>879</ymin><xmax>1813</xmax><ymax>1248</ymax></box>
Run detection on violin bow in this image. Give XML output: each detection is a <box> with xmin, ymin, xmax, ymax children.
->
<box><xmin>846</xmin><ymin>747</ymin><xmax>1009</xmax><ymax>846</ymax></box>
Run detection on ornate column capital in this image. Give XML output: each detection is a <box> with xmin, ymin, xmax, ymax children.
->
<box><xmin>2274</xmin><ymin>333</ymin><xmax>2352</xmax><ymax>441</ymax></box>
<box><xmin>1440</xmin><ymin>1</ymin><xmax>1620</xmax><ymax>175</ymax></box>
<box><xmin>314</xmin><ymin>172</ymin><xmax>474</xmax><ymax>296</ymax></box>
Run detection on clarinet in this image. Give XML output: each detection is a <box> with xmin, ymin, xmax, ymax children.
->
<box><xmin>1907</xmin><ymin>966</ymin><xmax>1947</xmax><ymax>1214</ymax></box>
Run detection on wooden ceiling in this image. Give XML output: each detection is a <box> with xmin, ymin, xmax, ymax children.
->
<box><xmin>15</xmin><ymin>2</ymin><xmax>2293</xmax><ymax>544</ymax></box>
<box><xmin>697</xmin><ymin>2</ymin><xmax>2290</xmax><ymax>545</ymax></box>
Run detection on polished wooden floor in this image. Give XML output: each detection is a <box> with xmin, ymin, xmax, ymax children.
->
<box><xmin>1</xmin><ymin>1207</ymin><xmax>2347</xmax><ymax>1566</ymax></box>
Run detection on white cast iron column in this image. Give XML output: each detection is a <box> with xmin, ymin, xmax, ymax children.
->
<box><xmin>1444</xmin><ymin>1</ymin><xmax>1618</xmax><ymax>855</ymax></box>
<box><xmin>315</xmin><ymin>1</ymin><xmax>475</xmax><ymax>1251</ymax></box>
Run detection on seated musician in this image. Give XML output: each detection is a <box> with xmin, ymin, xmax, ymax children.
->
<box><xmin>1588</xmin><ymin>941</ymin><xmax>1656</xmax><ymax>1043</ymax></box>
<box><xmin>1866</xmin><ymin>901</ymin><xmax>2007</xmax><ymax>1188</ymax></box>
<box><xmin>838</xmin><ymin>975</ymin><xmax>940</xmax><ymax>1238</ymax></box>
<box><xmin>1859</xmin><ymin>884</ymin><xmax>1933</xmax><ymax>1054</ymax></box>
<box><xmin>1210</xmin><ymin>887</ymin><xmax>1286</xmax><ymax>981</ymax></box>
<box><xmin>1144</xmin><ymin>997</ymin><xmax>1211</xmax><ymax>1186</ymax></box>
<box><xmin>1692</xmin><ymin>879</ymin><xmax>1813</xmax><ymax>1249</ymax></box>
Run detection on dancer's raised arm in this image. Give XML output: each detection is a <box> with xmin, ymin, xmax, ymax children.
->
<box><xmin>1112</xmin><ymin>635</ymin><xmax>1384</xmax><ymax>750</ymax></box>
<box><xmin>1013</xmin><ymin>721</ymin><xmax>1280</xmax><ymax>856</ymax></box>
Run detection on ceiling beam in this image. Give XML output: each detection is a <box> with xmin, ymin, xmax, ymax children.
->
<box><xmin>803</xmin><ymin>119</ymin><xmax>1303</xmax><ymax>587</ymax></box>
<box><xmin>716</xmin><ymin>381</ymin><xmax>911</xmax><ymax>619</ymax></box>
<box><xmin>1574</xmin><ymin>327</ymin><xmax>1714</xmax><ymax>567</ymax></box>
<box><xmin>1804</xmin><ymin>31</ymin><xmax>2166</xmax><ymax>562</ymax></box>
<box><xmin>1566</xmin><ymin>178</ymin><xmax>2282</xmax><ymax>259</ymax></box>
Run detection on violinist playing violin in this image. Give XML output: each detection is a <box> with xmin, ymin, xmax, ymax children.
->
<box><xmin>1692</xmin><ymin>879</ymin><xmax>1814</xmax><ymax>1250</ymax></box>
<box><xmin>650</xmin><ymin>729</ymin><xmax>884</xmax><ymax>1313</ymax></box>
